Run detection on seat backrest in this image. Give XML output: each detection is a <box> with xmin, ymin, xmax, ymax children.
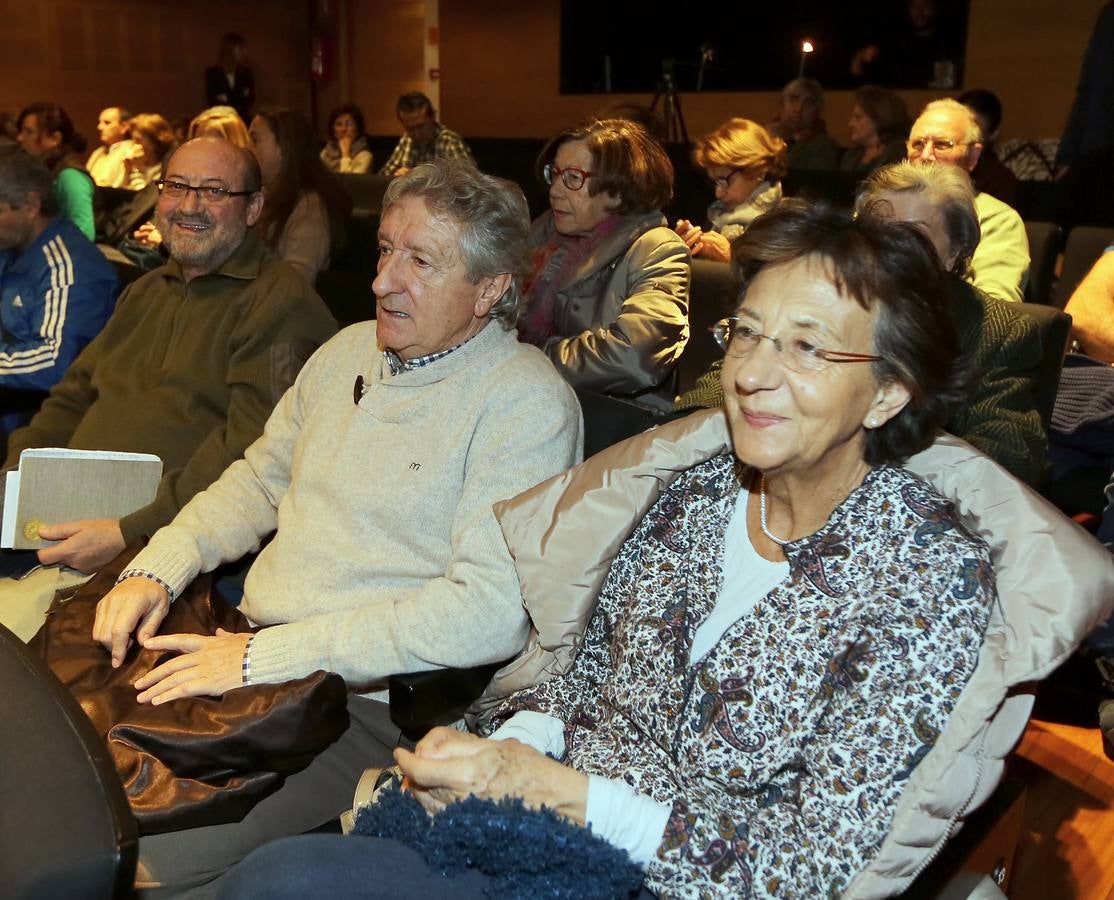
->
<box><xmin>575</xmin><ymin>387</ymin><xmax>669</xmax><ymax>459</ymax></box>
<box><xmin>336</xmin><ymin>172</ymin><xmax>392</xmax><ymax>215</ymax></box>
<box><xmin>675</xmin><ymin>258</ymin><xmax>735</xmax><ymax>397</ymax></box>
<box><xmin>1051</xmin><ymin>225</ymin><xmax>1114</xmax><ymax>309</ymax></box>
<box><xmin>1022</xmin><ymin>220</ymin><xmax>1061</xmax><ymax>304</ymax></box>
<box><xmin>0</xmin><ymin>623</ymin><xmax>137</xmax><ymax>899</ymax></box>
<box><xmin>1016</xmin><ymin>302</ymin><xmax>1073</xmax><ymax>434</ymax></box>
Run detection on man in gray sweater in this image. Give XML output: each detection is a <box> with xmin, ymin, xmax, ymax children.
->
<box><xmin>93</xmin><ymin>160</ymin><xmax>583</xmax><ymax>896</ymax></box>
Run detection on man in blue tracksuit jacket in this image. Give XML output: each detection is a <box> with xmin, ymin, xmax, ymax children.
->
<box><xmin>0</xmin><ymin>147</ymin><xmax>117</xmax><ymax>434</ymax></box>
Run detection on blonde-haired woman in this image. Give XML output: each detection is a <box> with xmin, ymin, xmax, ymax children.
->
<box><xmin>674</xmin><ymin>117</ymin><xmax>786</xmax><ymax>262</ymax></box>
<box><xmin>187</xmin><ymin>105</ymin><xmax>251</xmax><ymax>148</ymax></box>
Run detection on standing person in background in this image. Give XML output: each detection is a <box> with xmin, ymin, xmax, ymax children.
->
<box><xmin>675</xmin><ymin>117</ymin><xmax>786</xmax><ymax>262</ymax></box>
<box><xmin>841</xmin><ymin>86</ymin><xmax>909</xmax><ymax>176</ymax></box>
<box><xmin>250</xmin><ymin>107</ymin><xmax>352</xmax><ymax>284</ymax></box>
<box><xmin>86</xmin><ymin>107</ymin><xmax>136</xmax><ymax>188</ymax></box>
<box><xmin>123</xmin><ymin>114</ymin><xmax>178</xmax><ymax>190</ymax></box>
<box><xmin>320</xmin><ymin>105</ymin><xmax>373</xmax><ymax>174</ymax></box>
<box><xmin>379</xmin><ymin>92</ymin><xmax>473</xmax><ymax>178</ymax></box>
<box><xmin>766</xmin><ymin>78</ymin><xmax>842</xmax><ymax>171</ymax></box>
<box><xmin>205</xmin><ymin>33</ymin><xmax>255</xmax><ymax>123</ymax></box>
<box><xmin>16</xmin><ymin>103</ymin><xmax>94</xmax><ymax>240</ymax></box>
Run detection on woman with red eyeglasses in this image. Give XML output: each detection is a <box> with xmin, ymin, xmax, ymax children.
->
<box><xmin>519</xmin><ymin>118</ymin><xmax>689</xmax><ymax>411</ymax></box>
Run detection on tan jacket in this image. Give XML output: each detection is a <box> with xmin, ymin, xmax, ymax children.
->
<box><xmin>474</xmin><ymin>409</ymin><xmax>1114</xmax><ymax>897</ymax></box>
<box><xmin>528</xmin><ymin>210</ymin><xmax>690</xmax><ymax>409</ymax></box>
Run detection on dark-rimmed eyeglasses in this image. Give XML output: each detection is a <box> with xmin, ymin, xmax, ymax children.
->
<box><xmin>156</xmin><ymin>180</ymin><xmax>255</xmax><ymax>205</ymax></box>
<box><xmin>906</xmin><ymin>137</ymin><xmax>970</xmax><ymax>155</ymax></box>
<box><xmin>710</xmin><ymin>169</ymin><xmax>743</xmax><ymax>189</ymax></box>
<box><xmin>543</xmin><ymin>163</ymin><xmax>593</xmax><ymax>191</ymax></box>
<box><xmin>711</xmin><ymin>317</ymin><xmax>883</xmax><ymax>374</ymax></box>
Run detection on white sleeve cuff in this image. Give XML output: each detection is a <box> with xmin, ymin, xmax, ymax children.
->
<box><xmin>489</xmin><ymin>710</ymin><xmax>566</xmax><ymax>757</ymax></box>
<box><xmin>585</xmin><ymin>774</ymin><xmax>672</xmax><ymax>869</ymax></box>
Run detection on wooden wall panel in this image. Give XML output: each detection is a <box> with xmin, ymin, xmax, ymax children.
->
<box><xmin>0</xmin><ymin>0</ymin><xmax>309</xmax><ymax>138</ymax></box>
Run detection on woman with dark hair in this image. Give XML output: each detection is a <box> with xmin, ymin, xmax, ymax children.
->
<box><xmin>123</xmin><ymin>113</ymin><xmax>178</xmax><ymax>190</ymax></box>
<box><xmin>320</xmin><ymin>104</ymin><xmax>373</xmax><ymax>174</ymax></box>
<box><xmin>521</xmin><ymin>117</ymin><xmax>689</xmax><ymax>409</ymax></box>
<box><xmin>249</xmin><ymin>106</ymin><xmax>352</xmax><ymax>283</ymax></box>
<box><xmin>840</xmin><ymin>85</ymin><xmax>909</xmax><ymax>175</ymax></box>
<box><xmin>216</xmin><ymin>204</ymin><xmax>1062</xmax><ymax>897</ymax></box>
<box><xmin>675</xmin><ymin>117</ymin><xmax>788</xmax><ymax>262</ymax></box>
<box><xmin>16</xmin><ymin>102</ymin><xmax>94</xmax><ymax>239</ymax></box>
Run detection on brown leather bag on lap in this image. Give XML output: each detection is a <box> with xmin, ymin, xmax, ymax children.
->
<box><xmin>28</xmin><ymin>545</ymin><xmax>349</xmax><ymax>835</ymax></box>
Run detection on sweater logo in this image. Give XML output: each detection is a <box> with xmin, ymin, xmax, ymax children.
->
<box><xmin>11</xmin><ymin>294</ymin><xmax>22</xmax><ymax>308</ymax></box>
<box><xmin>409</xmin><ymin>462</ymin><xmax>421</xmax><ymax>471</ymax></box>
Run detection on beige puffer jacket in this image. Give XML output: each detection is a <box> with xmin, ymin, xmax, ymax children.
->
<box><xmin>472</xmin><ymin>409</ymin><xmax>1114</xmax><ymax>897</ymax></box>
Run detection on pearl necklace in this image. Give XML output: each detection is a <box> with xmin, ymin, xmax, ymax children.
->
<box><xmin>758</xmin><ymin>475</ymin><xmax>790</xmax><ymax>546</ymax></box>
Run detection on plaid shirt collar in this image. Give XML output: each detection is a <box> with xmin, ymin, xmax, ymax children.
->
<box><xmin>383</xmin><ymin>337</ymin><xmax>470</xmax><ymax>376</ymax></box>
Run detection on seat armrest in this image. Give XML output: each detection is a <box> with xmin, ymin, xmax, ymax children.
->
<box><xmin>388</xmin><ymin>661</ymin><xmax>506</xmax><ymax>741</ymax></box>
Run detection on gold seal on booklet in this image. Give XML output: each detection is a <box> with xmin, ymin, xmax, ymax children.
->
<box><xmin>23</xmin><ymin>518</ymin><xmax>45</xmax><ymax>541</ymax></box>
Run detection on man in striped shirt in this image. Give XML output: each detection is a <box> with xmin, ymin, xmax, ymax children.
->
<box><xmin>0</xmin><ymin>146</ymin><xmax>116</xmax><ymax>433</ymax></box>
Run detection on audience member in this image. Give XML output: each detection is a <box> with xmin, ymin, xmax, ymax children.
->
<box><xmin>129</xmin><ymin>107</ymin><xmax>251</xmax><ymax>260</ymax></box>
<box><xmin>0</xmin><ymin>147</ymin><xmax>116</xmax><ymax>435</ymax></box>
<box><xmin>521</xmin><ymin>118</ymin><xmax>689</xmax><ymax>410</ymax></box>
<box><xmin>187</xmin><ymin>105</ymin><xmax>251</xmax><ymax>147</ymax></box>
<box><xmin>204</xmin><ymin>32</ymin><xmax>255</xmax><ymax>122</ymax></box>
<box><xmin>91</xmin><ymin>159</ymin><xmax>581</xmax><ymax>896</ymax></box>
<box><xmin>222</xmin><ymin>203</ymin><xmax>1042</xmax><ymax>898</ymax></box>
<box><xmin>249</xmin><ymin>107</ymin><xmax>352</xmax><ymax>283</ymax></box>
<box><xmin>379</xmin><ymin>92</ymin><xmax>473</xmax><ymax>177</ymax></box>
<box><xmin>320</xmin><ymin>104</ymin><xmax>373</xmax><ymax>174</ymax></box>
<box><xmin>766</xmin><ymin>77</ymin><xmax>841</xmax><ymax>170</ymax></box>
<box><xmin>856</xmin><ymin>161</ymin><xmax>1046</xmax><ymax>484</ymax></box>
<box><xmin>86</xmin><ymin>106</ymin><xmax>136</xmax><ymax>188</ymax></box>
<box><xmin>907</xmin><ymin>98</ymin><xmax>1029</xmax><ymax>302</ymax></box>
<box><xmin>123</xmin><ymin>113</ymin><xmax>177</xmax><ymax>190</ymax></box>
<box><xmin>840</xmin><ymin>85</ymin><xmax>908</xmax><ymax>175</ymax></box>
<box><xmin>1065</xmin><ymin>245</ymin><xmax>1114</xmax><ymax>364</ymax></box>
<box><xmin>1056</xmin><ymin>1</ymin><xmax>1114</xmax><ymax>173</ymax></box>
<box><xmin>674</xmin><ymin>161</ymin><xmax>1046</xmax><ymax>484</ymax></box>
<box><xmin>0</xmin><ymin>112</ymin><xmax>17</xmax><ymax>146</ymax></box>
<box><xmin>16</xmin><ymin>102</ymin><xmax>94</xmax><ymax>240</ymax></box>
<box><xmin>0</xmin><ymin>137</ymin><xmax>335</xmax><ymax>641</ymax></box>
<box><xmin>674</xmin><ymin>117</ymin><xmax>786</xmax><ymax>262</ymax></box>
<box><xmin>958</xmin><ymin>88</ymin><xmax>1020</xmax><ymax>207</ymax></box>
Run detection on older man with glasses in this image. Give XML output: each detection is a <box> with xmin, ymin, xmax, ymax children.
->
<box><xmin>907</xmin><ymin>98</ymin><xmax>1030</xmax><ymax>303</ymax></box>
<box><xmin>0</xmin><ymin>136</ymin><xmax>335</xmax><ymax>637</ymax></box>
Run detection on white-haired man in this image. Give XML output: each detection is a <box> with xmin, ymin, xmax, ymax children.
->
<box><xmin>907</xmin><ymin>98</ymin><xmax>1030</xmax><ymax>302</ymax></box>
<box><xmin>93</xmin><ymin>159</ymin><xmax>583</xmax><ymax>896</ymax></box>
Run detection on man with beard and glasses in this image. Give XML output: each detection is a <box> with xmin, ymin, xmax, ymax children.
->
<box><xmin>0</xmin><ymin>136</ymin><xmax>335</xmax><ymax>639</ymax></box>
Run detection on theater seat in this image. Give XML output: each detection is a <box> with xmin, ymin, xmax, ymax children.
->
<box><xmin>0</xmin><ymin>622</ymin><xmax>137</xmax><ymax>899</ymax></box>
<box><xmin>1022</xmin><ymin>221</ymin><xmax>1061</xmax><ymax>305</ymax></box>
<box><xmin>1016</xmin><ymin>302</ymin><xmax>1072</xmax><ymax>434</ymax></box>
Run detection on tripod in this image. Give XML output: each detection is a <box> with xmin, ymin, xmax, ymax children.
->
<box><xmin>649</xmin><ymin>62</ymin><xmax>688</xmax><ymax>144</ymax></box>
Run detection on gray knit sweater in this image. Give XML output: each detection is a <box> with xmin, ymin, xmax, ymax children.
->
<box><xmin>127</xmin><ymin>320</ymin><xmax>583</xmax><ymax>694</ymax></box>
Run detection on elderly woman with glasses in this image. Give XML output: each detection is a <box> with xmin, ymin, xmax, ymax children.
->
<box><xmin>217</xmin><ymin>202</ymin><xmax>1003</xmax><ymax>898</ymax></box>
<box><xmin>519</xmin><ymin>117</ymin><xmax>689</xmax><ymax>410</ymax></box>
<box><xmin>675</xmin><ymin>117</ymin><xmax>787</xmax><ymax>262</ymax></box>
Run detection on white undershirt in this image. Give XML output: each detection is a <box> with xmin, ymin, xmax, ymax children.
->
<box><xmin>491</xmin><ymin>484</ymin><xmax>790</xmax><ymax>867</ymax></box>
